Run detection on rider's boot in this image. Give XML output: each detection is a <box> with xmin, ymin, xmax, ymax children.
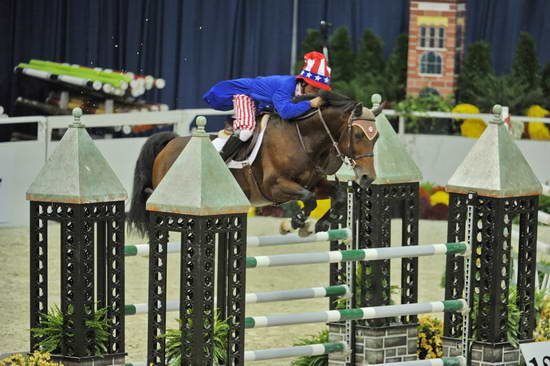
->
<box><xmin>220</xmin><ymin>133</ymin><xmax>244</xmax><ymax>161</ymax></box>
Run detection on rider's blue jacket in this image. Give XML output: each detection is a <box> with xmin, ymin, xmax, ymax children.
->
<box><xmin>202</xmin><ymin>75</ymin><xmax>311</xmax><ymax>120</ymax></box>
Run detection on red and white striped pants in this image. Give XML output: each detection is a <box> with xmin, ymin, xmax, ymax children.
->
<box><xmin>233</xmin><ymin>94</ymin><xmax>256</xmax><ymax>141</ymax></box>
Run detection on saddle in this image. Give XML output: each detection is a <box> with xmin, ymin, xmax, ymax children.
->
<box><xmin>223</xmin><ymin>114</ymin><xmax>270</xmax><ymax>162</ymax></box>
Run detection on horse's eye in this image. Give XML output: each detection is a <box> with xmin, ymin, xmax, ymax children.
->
<box><xmin>354</xmin><ymin>132</ymin><xmax>364</xmax><ymax>139</ymax></box>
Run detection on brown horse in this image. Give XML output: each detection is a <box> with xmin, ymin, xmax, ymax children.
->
<box><xmin>128</xmin><ymin>91</ymin><xmax>381</xmax><ymax>237</ymax></box>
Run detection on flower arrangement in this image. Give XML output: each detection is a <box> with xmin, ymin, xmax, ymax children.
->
<box><xmin>420</xmin><ymin>183</ymin><xmax>449</xmax><ymax>220</ymax></box>
<box><xmin>417</xmin><ymin>316</ymin><xmax>443</xmax><ymax>359</ymax></box>
<box><xmin>534</xmin><ymin>293</ymin><xmax>550</xmax><ymax>341</ymax></box>
<box><xmin>0</xmin><ymin>352</ymin><xmax>62</xmax><ymax>366</ymax></box>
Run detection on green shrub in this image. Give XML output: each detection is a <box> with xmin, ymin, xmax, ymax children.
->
<box><xmin>457</xmin><ymin>41</ymin><xmax>494</xmax><ymax>105</ymax></box>
<box><xmin>511</xmin><ymin>32</ymin><xmax>540</xmax><ymax>91</ymax></box>
<box><xmin>291</xmin><ymin>329</ymin><xmax>330</xmax><ymax>366</ymax></box>
<box><xmin>329</xmin><ymin>27</ymin><xmax>355</xmax><ymax>83</ymax></box>
<box><xmin>395</xmin><ymin>94</ymin><xmax>454</xmax><ymax>133</ymax></box>
<box><xmin>161</xmin><ymin>310</ymin><xmax>228</xmax><ymax>366</ymax></box>
<box><xmin>30</xmin><ymin>305</ymin><xmax>110</xmax><ymax>357</ymax></box>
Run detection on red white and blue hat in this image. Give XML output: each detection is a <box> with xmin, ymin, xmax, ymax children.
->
<box><xmin>297</xmin><ymin>51</ymin><xmax>331</xmax><ymax>90</ymax></box>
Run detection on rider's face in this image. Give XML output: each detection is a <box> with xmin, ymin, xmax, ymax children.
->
<box><xmin>303</xmin><ymin>83</ymin><xmax>319</xmax><ymax>95</ymax></box>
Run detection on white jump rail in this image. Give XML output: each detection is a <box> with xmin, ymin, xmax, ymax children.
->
<box><xmin>0</xmin><ymin>108</ymin><xmax>232</xmax><ymax>163</ymax></box>
<box><xmin>381</xmin><ymin>109</ymin><xmax>550</xmax><ymax>135</ymax></box>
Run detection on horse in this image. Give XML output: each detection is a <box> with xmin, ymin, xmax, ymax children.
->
<box><xmin>128</xmin><ymin>90</ymin><xmax>381</xmax><ymax>238</ymax></box>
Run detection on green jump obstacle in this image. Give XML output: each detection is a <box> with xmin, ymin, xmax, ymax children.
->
<box><xmin>123</xmin><ymin>228</ymin><xmax>352</xmax><ymax>256</ymax></box>
<box><xmin>124</xmin><ymin>285</ymin><xmax>351</xmax><ymax>315</ymax></box>
<box><xmin>369</xmin><ymin>357</ymin><xmax>466</xmax><ymax>366</ymax></box>
<box><xmin>244</xmin><ymin>299</ymin><xmax>467</xmax><ymax>329</ymax></box>
<box><xmin>244</xmin><ymin>341</ymin><xmax>348</xmax><ymax>361</ymax></box>
<box><xmin>246</xmin><ymin>242</ymin><xmax>468</xmax><ymax>268</ymax></box>
<box><xmin>125</xmin><ymin>342</ymin><xmax>349</xmax><ymax>365</ymax></box>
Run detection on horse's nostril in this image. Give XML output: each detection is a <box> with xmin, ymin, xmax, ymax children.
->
<box><xmin>360</xmin><ymin>175</ymin><xmax>374</xmax><ymax>186</ymax></box>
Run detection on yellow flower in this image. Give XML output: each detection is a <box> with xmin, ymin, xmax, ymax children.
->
<box><xmin>430</xmin><ymin>191</ymin><xmax>449</xmax><ymax>207</ymax></box>
<box><xmin>527</xmin><ymin>105</ymin><xmax>550</xmax><ymax>140</ymax></box>
<box><xmin>452</xmin><ymin>104</ymin><xmax>486</xmax><ymax>138</ymax></box>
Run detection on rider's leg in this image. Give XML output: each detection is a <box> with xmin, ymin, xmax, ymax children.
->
<box><xmin>219</xmin><ymin>94</ymin><xmax>256</xmax><ymax>160</ymax></box>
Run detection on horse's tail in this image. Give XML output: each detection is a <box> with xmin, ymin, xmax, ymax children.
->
<box><xmin>127</xmin><ymin>131</ymin><xmax>178</xmax><ymax>238</ymax></box>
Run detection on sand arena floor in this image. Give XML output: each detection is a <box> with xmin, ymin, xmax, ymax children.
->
<box><xmin>2</xmin><ymin>217</ymin><xmax>549</xmax><ymax>365</ymax></box>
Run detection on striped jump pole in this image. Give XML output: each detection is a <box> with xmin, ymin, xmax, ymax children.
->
<box><xmin>123</xmin><ymin>228</ymin><xmax>351</xmax><ymax>256</ymax></box>
<box><xmin>246</xmin><ymin>242</ymin><xmax>469</xmax><ymax>268</ymax></box>
<box><xmin>126</xmin><ymin>342</ymin><xmax>349</xmax><ymax>365</ymax></box>
<box><xmin>369</xmin><ymin>357</ymin><xmax>466</xmax><ymax>366</ymax></box>
<box><xmin>124</xmin><ymin>285</ymin><xmax>351</xmax><ymax>315</ymax></box>
<box><xmin>247</xmin><ymin>228</ymin><xmax>351</xmax><ymax>247</ymax></box>
<box><xmin>245</xmin><ymin>299</ymin><xmax>467</xmax><ymax>329</ymax></box>
<box><xmin>244</xmin><ymin>341</ymin><xmax>348</xmax><ymax>361</ymax></box>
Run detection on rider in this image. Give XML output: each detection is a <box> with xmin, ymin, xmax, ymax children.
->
<box><xmin>202</xmin><ymin>51</ymin><xmax>332</xmax><ymax>160</ymax></box>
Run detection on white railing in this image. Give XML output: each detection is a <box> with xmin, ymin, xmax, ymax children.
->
<box><xmin>0</xmin><ymin>108</ymin><xmax>232</xmax><ymax>163</ymax></box>
<box><xmin>381</xmin><ymin>109</ymin><xmax>550</xmax><ymax>135</ymax></box>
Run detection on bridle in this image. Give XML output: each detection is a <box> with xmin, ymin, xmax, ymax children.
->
<box><xmin>315</xmin><ymin>104</ymin><xmax>377</xmax><ymax>167</ymax></box>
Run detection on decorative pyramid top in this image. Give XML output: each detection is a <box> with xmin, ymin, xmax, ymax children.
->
<box><xmin>371</xmin><ymin>94</ymin><xmax>422</xmax><ymax>184</ymax></box>
<box><xmin>447</xmin><ymin>105</ymin><xmax>541</xmax><ymax>197</ymax></box>
<box><xmin>26</xmin><ymin>108</ymin><xmax>127</xmax><ymax>203</ymax></box>
<box><xmin>146</xmin><ymin>116</ymin><xmax>250</xmax><ymax>215</ymax></box>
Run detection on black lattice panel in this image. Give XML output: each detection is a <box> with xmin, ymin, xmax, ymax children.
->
<box><xmin>225</xmin><ymin>215</ymin><xmax>247</xmax><ymax>365</ymax></box>
<box><xmin>400</xmin><ymin>183</ymin><xmax>419</xmax><ymax>323</ymax></box>
<box><xmin>445</xmin><ymin>193</ymin><xmax>539</xmax><ymax>344</ymax></box>
<box><xmin>444</xmin><ymin>193</ymin><xmax>468</xmax><ymax>338</ymax></box>
<box><xmin>474</xmin><ymin>198</ymin><xmax>507</xmax><ymax>342</ymax></box>
<box><xmin>191</xmin><ymin>218</ymin><xmax>216</xmax><ymax>365</ymax></box>
<box><xmin>81</xmin><ymin>208</ymin><xmax>96</xmax><ymax>354</ymax></box>
<box><xmin>147</xmin><ymin>213</ymin><xmax>169</xmax><ymax>366</ymax></box>
<box><xmin>29</xmin><ymin>200</ymin><xmax>126</xmax><ymax>359</ymax></box>
<box><xmin>29</xmin><ymin>202</ymin><xmax>49</xmax><ymax>350</ymax></box>
<box><xmin>329</xmin><ymin>182</ymin><xmax>350</xmax><ymax>289</ymax></box>
<box><xmin>517</xmin><ymin>197</ymin><xmax>538</xmax><ymax>340</ymax></box>
<box><xmin>106</xmin><ymin>202</ymin><xmax>125</xmax><ymax>353</ymax></box>
<box><xmin>358</xmin><ymin>185</ymin><xmax>391</xmax><ymax>327</ymax></box>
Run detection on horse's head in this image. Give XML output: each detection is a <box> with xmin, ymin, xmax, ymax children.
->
<box><xmin>338</xmin><ymin>103</ymin><xmax>379</xmax><ymax>187</ymax></box>
<box><xmin>294</xmin><ymin>91</ymin><xmax>381</xmax><ymax>188</ymax></box>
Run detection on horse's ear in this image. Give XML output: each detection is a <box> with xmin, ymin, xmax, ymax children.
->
<box><xmin>372</xmin><ymin>101</ymin><xmax>387</xmax><ymax>116</ymax></box>
<box><xmin>354</xmin><ymin>103</ymin><xmax>363</xmax><ymax>117</ymax></box>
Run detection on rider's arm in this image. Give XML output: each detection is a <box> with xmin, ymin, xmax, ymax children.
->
<box><xmin>272</xmin><ymin>87</ymin><xmax>312</xmax><ymax>120</ymax></box>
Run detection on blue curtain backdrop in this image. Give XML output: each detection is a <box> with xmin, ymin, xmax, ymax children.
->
<box><xmin>1</xmin><ymin>0</ymin><xmax>549</xmax><ymax>115</ymax></box>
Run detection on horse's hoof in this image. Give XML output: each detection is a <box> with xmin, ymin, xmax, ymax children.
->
<box><xmin>315</xmin><ymin>219</ymin><xmax>330</xmax><ymax>233</ymax></box>
<box><xmin>298</xmin><ymin>221</ymin><xmax>314</xmax><ymax>237</ymax></box>
<box><xmin>279</xmin><ymin>219</ymin><xmax>293</xmax><ymax>235</ymax></box>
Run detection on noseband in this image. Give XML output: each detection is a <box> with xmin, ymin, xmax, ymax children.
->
<box><xmin>316</xmin><ymin>105</ymin><xmax>377</xmax><ymax>167</ymax></box>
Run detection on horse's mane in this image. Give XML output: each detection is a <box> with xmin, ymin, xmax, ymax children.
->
<box><xmin>271</xmin><ymin>91</ymin><xmax>357</xmax><ymax>125</ymax></box>
<box><xmin>293</xmin><ymin>90</ymin><xmax>356</xmax><ymax>109</ymax></box>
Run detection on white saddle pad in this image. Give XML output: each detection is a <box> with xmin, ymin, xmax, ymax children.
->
<box><xmin>218</xmin><ymin>114</ymin><xmax>270</xmax><ymax>170</ymax></box>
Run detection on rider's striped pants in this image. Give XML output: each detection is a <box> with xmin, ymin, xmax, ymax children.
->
<box><xmin>233</xmin><ymin>94</ymin><xmax>256</xmax><ymax>141</ymax></box>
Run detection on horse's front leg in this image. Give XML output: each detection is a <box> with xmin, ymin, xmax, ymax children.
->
<box><xmin>269</xmin><ymin>178</ymin><xmax>316</xmax><ymax>236</ymax></box>
<box><xmin>312</xmin><ymin>179</ymin><xmax>346</xmax><ymax>233</ymax></box>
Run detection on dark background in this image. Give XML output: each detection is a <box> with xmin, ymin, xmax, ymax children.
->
<box><xmin>1</xmin><ymin>0</ymin><xmax>549</xmax><ymax>115</ymax></box>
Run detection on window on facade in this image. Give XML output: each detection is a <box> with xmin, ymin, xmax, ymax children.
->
<box><xmin>420</xmin><ymin>52</ymin><xmax>442</xmax><ymax>75</ymax></box>
<box><xmin>419</xmin><ymin>26</ymin><xmax>445</xmax><ymax>49</ymax></box>
<box><xmin>455</xmin><ymin>24</ymin><xmax>463</xmax><ymax>49</ymax></box>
